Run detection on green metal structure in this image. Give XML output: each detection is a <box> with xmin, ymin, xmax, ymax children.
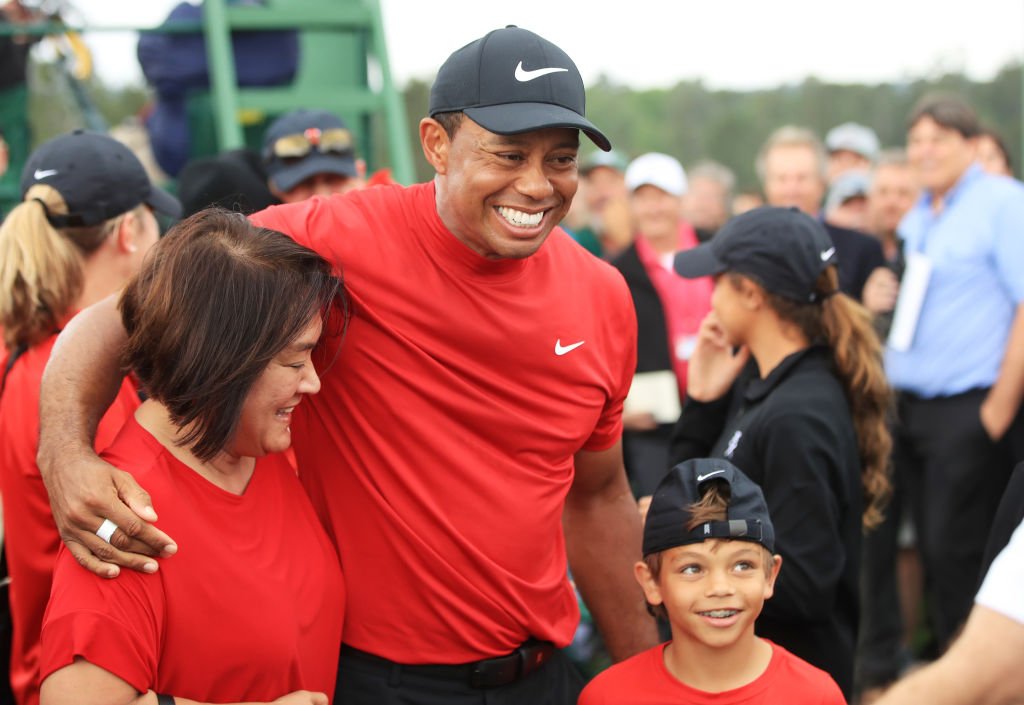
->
<box><xmin>199</xmin><ymin>0</ymin><xmax>414</xmax><ymax>183</ymax></box>
<box><xmin>0</xmin><ymin>0</ymin><xmax>414</xmax><ymax>214</ymax></box>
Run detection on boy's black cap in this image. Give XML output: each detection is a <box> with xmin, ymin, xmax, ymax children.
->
<box><xmin>643</xmin><ymin>458</ymin><xmax>775</xmax><ymax>555</ymax></box>
<box><xmin>428</xmin><ymin>25</ymin><xmax>611</xmax><ymax>152</ymax></box>
<box><xmin>673</xmin><ymin>206</ymin><xmax>838</xmax><ymax>303</ymax></box>
<box><xmin>21</xmin><ymin>130</ymin><xmax>181</xmax><ymax>227</ymax></box>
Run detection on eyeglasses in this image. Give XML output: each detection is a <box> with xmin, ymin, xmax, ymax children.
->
<box><xmin>271</xmin><ymin>128</ymin><xmax>354</xmax><ymax>159</ymax></box>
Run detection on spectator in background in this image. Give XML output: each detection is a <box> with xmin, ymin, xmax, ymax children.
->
<box><xmin>681</xmin><ymin>160</ymin><xmax>735</xmax><ymax>242</ymax></box>
<box><xmin>0</xmin><ymin>0</ymin><xmax>39</xmax><ymax>205</ymax></box>
<box><xmin>176</xmin><ymin>108</ymin><xmax>371</xmax><ymax>217</ymax></box>
<box><xmin>975</xmin><ymin>126</ymin><xmax>1014</xmax><ymax>178</ymax></box>
<box><xmin>857</xmin><ymin>149</ymin><xmax>924</xmax><ymax>702</ymax></box>
<box><xmin>612</xmin><ymin>153</ymin><xmax>711</xmax><ymax>497</ymax></box>
<box><xmin>0</xmin><ymin>130</ymin><xmax>181</xmax><ymax>705</ymax></box>
<box><xmin>262</xmin><ymin>109</ymin><xmax>366</xmax><ymax>203</ymax></box>
<box><xmin>731</xmin><ymin>190</ymin><xmax>764</xmax><ymax>216</ymax></box>
<box><xmin>670</xmin><ymin>207</ymin><xmax>891</xmax><ymax>698</ymax></box>
<box><xmin>825</xmin><ymin>122</ymin><xmax>880</xmax><ymax>185</ymax></box>
<box><xmin>756</xmin><ymin>125</ymin><xmax>886</xmax><ymax>303</ymax></box>
<box><xmin>866</xmin><ymin>149</ymin><xmax>919</xmax><ymax>265</ymax></box>
<box><xmin>886</xmin><ymin>94</ymin><xmax>1024</xmax><ymax>653</ymax></box>
<box><xmin>824</xmin><ymin>170</ymin><xmax>870</xmax><ymax>232</ymax></box>
<box><xmin>859</xmin><ymin>149</ymin><xmax>920</xmax><ymax>332</ymax></box>
<box><xmin>137</xmin><ymin>0</ymin><xmax>299</xmax><ymax>177</ymax></box>
<box><xmin>574</xmin><ymin>150</ymin><xmax>632</xmax><ymax>258</ymax></box>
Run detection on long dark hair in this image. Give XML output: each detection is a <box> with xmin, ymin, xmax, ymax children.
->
<box><xmin>752</xmin><ymin>267</ymin><xmax>892</xmax><ymax>529</ymax></box>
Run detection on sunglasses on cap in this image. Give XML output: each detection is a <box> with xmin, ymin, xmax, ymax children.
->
<box><xmin>271</xmin><ymin>128</ymin><xmax>353</xmax><ymax>159</ymax></box>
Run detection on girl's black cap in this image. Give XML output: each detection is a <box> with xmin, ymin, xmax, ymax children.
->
<box><xmin>21</xmin><ymin>130</ymin><xmax>181</xmax><ymax>227</ymax></box>
<box><xmin>674</xmin><ymin>206</ymin><xmax>838</xmax><ymax>303</ymax></box>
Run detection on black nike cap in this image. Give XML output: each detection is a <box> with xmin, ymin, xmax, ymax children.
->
<box><xmin>21</xmin><ymin>130</ymin><xmax>181</xmax><ymax>227</ymax></box>
<box><xmin>674</xmin><ymin>206</ymin><xmax>838</xmax><ymax>304</ymax></box>
<box><xmin>643</xmin><ymin>458</ymin><xmax>775</xmax><ymax>556</ymax></box>
<box><xmin>428</xmin><ymin>25</ymin><xmax>611</xmax><ymax>151</ymax></box>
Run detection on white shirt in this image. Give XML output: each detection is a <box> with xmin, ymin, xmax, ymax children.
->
<box><xmin>976</xmin><ymin>518</ymin><xmax>1024</xmax><ymax>624</ymax></box>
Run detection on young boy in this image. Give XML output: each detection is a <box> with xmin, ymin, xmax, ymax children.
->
<box><xmin>579</xmin><ymin>458</ymin><xmax>845</xmax><ymax>704</ymax></box>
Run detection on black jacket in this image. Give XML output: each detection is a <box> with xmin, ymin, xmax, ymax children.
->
<box><xmin>670</xmin><ymin>346</ymin><xmax>861</xmax><ymax>698</ymax></box>
<box><xmin>611</xmin><ymin>243</ymin><xmax>673</xmax><ymax>374</ymax></box>
<box><xmin>825</xmin><ymin>222</ymin><xmax>886</xmax><ymax>302</ymax></box>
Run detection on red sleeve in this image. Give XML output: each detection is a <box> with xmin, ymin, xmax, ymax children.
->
<box><xmin>250</xmin><ymin>197</ymin><xmax>339</xmax><ymax>262</ymax></box>
<box><xmin>582</xmin><ymin>269</ymin><xmax>637</xmax><ymax>452</ymax></box>
<box><xmin>40</xmin><ymin>547</ymin><xmax>164</xmax><ymax>693</ymax></box>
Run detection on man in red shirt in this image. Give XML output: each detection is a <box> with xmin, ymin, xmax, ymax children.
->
<box><xmin>35</xmin><ymin>26</ymin><xmax>657</xmax><ymax>705</ymax></box>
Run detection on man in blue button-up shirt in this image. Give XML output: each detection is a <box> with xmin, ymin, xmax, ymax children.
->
<box><xmin>885</xmin><ymin>94</ymin><xmax>1024</xmax><ymax>653</ymax></box>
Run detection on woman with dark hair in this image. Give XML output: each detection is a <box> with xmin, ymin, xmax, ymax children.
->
<box><xmin>0</xmin><ymin>130</ymin><xmax>180</xmax><ymax>705</ymax></box>
<box><xmin>37</xmin><ymin>209</ymin><xmax>347</xmax><ymax>705</ymax></box>
<box><xmin>669</xmin><ymin>206</ymin><xmax>891</xmax><ymax>699</ymax></box>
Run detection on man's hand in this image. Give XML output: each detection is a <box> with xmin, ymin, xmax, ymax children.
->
<box><xmin>36</xmin><ymin>295</ymin><xmax>176</xmax><ymax>578</ymax></box>
<box><xmin>980</xmin><ymin>394</ymin><xmax>1015</xmax><ymax>442</ymax></box>
<box><xmin>39</xmin><ymin>449</ymin><xmax>177</xmax><ymax>578</ymax></box>
<box><xmin>566</xmin><ymin>442</ymin><xmax>659</xmax><ymax>662</ymax></box>
<box><xmin>862</xmin><ymin>266</ymin><xmax>900</xmax><ymax>315</ymax></box>
<box><xmin>687</xmin><ymin>312</ymin><xmax>749</xmax><ymax>402</ymax></box>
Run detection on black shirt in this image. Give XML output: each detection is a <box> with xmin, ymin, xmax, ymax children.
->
<box><xmin>670</xmin><ymin>345</ymin><xmax>861</xmax><ymax>698</ymax></box>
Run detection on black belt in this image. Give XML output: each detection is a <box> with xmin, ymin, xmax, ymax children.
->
<box><xmin>340</xmin><ymin>640</ymin><xmax>555</xmax><ymax>689</ymax></box>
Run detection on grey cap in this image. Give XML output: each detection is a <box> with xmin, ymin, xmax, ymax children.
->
<box><xmin>825</xmin><ymin>122</ymin><xmax>880</xmax><ymax>161</ymax></box>
<box><xmin>825</xmin><ymin>170</ymin><xmax>871</xmax><ymax>213</ymax></box>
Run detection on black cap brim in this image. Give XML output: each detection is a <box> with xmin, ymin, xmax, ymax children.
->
<box><xmin>145</xmin><ymin>185</ymin><xmax>183</xmax><ymax>220</ymax></box>
<box><xmin>465</xmin><ymin>103</ymin><xmax>611</xmax><ymax>152</ymax></box>
<box><xmin>268</xmin><ymin>153</ymin><xmax>359</xmax><ymax>193</ymax></box>
<box><xmin>673</xmin><ymin>241</ymin><xmax>727</xmax><ymax>279</ymax></box>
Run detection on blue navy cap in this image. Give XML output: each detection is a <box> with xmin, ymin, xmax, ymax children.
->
<box><xmin>262</xmin><ymin>109</ymin><xmax>358</xmax><ymax>193</ymax></box>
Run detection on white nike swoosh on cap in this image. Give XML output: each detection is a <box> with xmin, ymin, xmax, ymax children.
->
<box><xmin>554</xmin><ymin>339</ymin><xmax>584</xmax><ymax>356</ymax></box>
<box><xmin>696</xmin><ymin>469</ymin><xmax>726</xmax><ymax>482</ymax></box>
<box><xmin>515</xmin><ymin>61</ymin><xmax>569</xmax><ymax>82</ymax></box>
<box><xmin>820</xmin><ymin>246</ymin><xmax>836</xmax><ymax>261</ymax></box>
<box><xmin>33</xmin><ymin>169</ymin><xmax>59</xmax><ymax>179</ymax></box>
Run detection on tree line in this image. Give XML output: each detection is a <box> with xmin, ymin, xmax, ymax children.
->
<box><xmin>28</xmin><ymin>59</ymin><xmax>1023</xmax><ymax>191</ymax></box>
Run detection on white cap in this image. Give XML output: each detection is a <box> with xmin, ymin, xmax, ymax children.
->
<box><xmin>625</xmin><ymin>152</ymin><xmax>688</xmax><ymax>197</ymax></box>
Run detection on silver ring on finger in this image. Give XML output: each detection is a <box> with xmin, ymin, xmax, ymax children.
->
<box><xmin>95</xmin><ymin>518</ymin><xmax>118</xmax><ymax>544</ymax></box>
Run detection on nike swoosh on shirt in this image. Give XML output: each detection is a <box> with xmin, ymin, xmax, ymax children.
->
<box><xmin>820</xmin><ymin>246</ymin><xmax>836</xmax><ymax>261</ymax></box>
<box><xmin>555</xmin><ymin>339</ymin><xmax>585</xmax><ymax>356</ymax></box>
<box><xmin>33</xmin><ymin>169</ymin><xmax>59</xmax><ymax>179</ymax></box>
<box><xmin>515</xmin><ymin>61</ymin><xmax>569</xmax><ymax>82</ymax></box>
<box><xmin>696</xmin><ymin>469</ymin><xmax>726</xmax><ymax>482</ymax></box>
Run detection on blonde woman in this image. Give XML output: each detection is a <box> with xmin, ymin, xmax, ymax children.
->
<box><xmin>0</xmin><ymin>130</ymin><xmax>180</xmax><ymax>705</ymax></box>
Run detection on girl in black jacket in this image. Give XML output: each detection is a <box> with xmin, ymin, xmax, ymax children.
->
<box><xmin>669</xmin><ymin>207</ymin><xmax>890</xmax><ymax>698</ymax></box>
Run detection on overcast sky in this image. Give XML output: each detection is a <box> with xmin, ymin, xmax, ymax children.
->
<box><xmin>68</xmin><ymin>0</ymin><xmax>1024</xmax><ymax>90</ymax></box>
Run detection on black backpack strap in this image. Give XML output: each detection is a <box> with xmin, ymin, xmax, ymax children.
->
<box><xmin>0</xmin><ymin>344</ymin><xmax>28</xmax><ymax>397</ymax></box>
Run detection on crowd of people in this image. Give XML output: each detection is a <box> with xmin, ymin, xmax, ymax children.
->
<box><xmin>0</xmin><ymin>21</ymin><xmax>1022</xmax><ymax>705</ymax></box>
